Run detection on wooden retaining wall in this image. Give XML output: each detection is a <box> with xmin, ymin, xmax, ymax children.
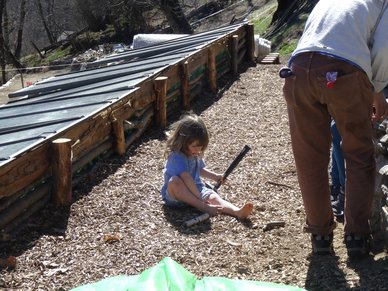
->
<box><xmin>0</xmin><ymin>24</ymin><xmax>255</xmax><ymax>235</ymax></box>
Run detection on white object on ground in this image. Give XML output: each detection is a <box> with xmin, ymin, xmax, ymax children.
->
<box><xmin>132</xmin><ymin>34</ymin><xmax>189</xmax><ymax>49</ymax></box>
<box><xmin>184</xmin><ymin>213</ymin><xmax>210</xmax><ymax>227</ymax></box>
<box><xmin>254</xmin><ymin>35</ymin><xmax>271</xmax><ymax>62</ymax></box>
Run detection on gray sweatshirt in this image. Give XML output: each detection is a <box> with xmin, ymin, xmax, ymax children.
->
<box><xmin>292</xmin><ymin>0</ymin><xmax>388</xmax><ymax>92</ymax></box>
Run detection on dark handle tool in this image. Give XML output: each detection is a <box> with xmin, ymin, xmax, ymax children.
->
<box><xmin>213</xmin><ymin>144</ymin><xmax>251</xmax><ymax>191</ymax></box>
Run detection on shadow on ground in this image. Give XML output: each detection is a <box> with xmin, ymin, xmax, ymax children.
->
<box><xmin>305</xmin><ymin>247</ymin><xmax>388</xmax><ymax>290</ymax></box>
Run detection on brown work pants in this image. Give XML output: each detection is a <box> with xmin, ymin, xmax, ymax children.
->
<box><xmin>283</xmin><ymin>52</ymin><xmax>375</xmax><ymax>235</ymax></box>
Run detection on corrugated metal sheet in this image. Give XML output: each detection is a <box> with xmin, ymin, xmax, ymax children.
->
<box><xmin>0</xmin><ymin>23</ymin><xmax>245</xmax><ymax>167</ymax></box>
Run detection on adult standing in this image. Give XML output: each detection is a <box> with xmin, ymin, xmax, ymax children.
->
<box><xmin>282</xmin><ymin>0</ymin><xmax>388</xmax><ymax>257</ymax></box>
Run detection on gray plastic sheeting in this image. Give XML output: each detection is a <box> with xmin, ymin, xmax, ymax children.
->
<box><xmin>0</xmin><ymin>23</ymin><xmax>246</xmax><ymax>167</ymax></box>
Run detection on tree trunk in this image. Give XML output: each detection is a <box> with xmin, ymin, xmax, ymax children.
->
<box><xmin>265</xmin><ymin>0</ymin><xmax>318</xmax><ymax>40</ymax></box>
<box><xmin>3</xmin><ymin>45</ymin><xmax>24</xmax><ymax>70</ymax></box>
<box><xmin>3</xmin><ymin>0</ymin><xmax>8</xmax><ymax>45</ymax></box>
<box><xmin>271</xmin><ymin>0</ymin><xmax>319</xmax><ymax>24</ymax></box>
<box><xmin>14</xmin><ymin>0</ymin><xmax>27</xmax><ymax>59</ymax></box>
<box><xmin>0</xmin><ymin>0</ymin><xmax>24</xmax><ymax>74</ymax></box>
<box><xmin>271</xmin><ymin>0</ymin><xmax>295</xmax><ymax>24</ymax></box>
<box><xmin>36</xmin><ymin>0</ymin><xmax>55</xmax><ymax>44</ymax></box>
<box><xmin>75</xmin><ymin>0</ymin><xmax>107</xmax><ymax>32</ymax></box>
<box><xmin>0</xmin><ymin>0</ymin><xmax>6</xmax><ymax>84</ymax></box>
<box><xmin>47</xmin><ymin>0</ymin><xmax>55</xmax><ymax>38</ymax></box>
<box><xmin>158</xmin><ymin>0</ymin><xmax>193</xmax><ymax>34</ymax></box>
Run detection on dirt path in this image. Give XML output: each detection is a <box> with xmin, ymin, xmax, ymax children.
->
<box><xmin>0</xmin><ymin>61</ymin><xmax>387</xmax><ymax>290</ymax></box>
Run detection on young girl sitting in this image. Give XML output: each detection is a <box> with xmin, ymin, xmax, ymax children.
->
<box><xmin>161</xmin><ymin>112</ymin><xmax>253</xmax><ymax>220</ymax></box>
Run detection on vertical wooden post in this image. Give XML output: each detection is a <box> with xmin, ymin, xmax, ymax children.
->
<box><xmin>246</xmin><ymin>24</ymin><xmax>255</xmax><ymax>62</ymax></box>
<box><xmin>52</xmin><ymin>138</ymin><xmax>72</xmax><ymax>205</ymax></box>
<box><xmin>208</xmin><ymin>47</ymin><xmax>217</xmax><ymax>92</ymax></box>
<box><xmin>112</xmin><ymin>117</ymin><xmax>126</xmax><ymax>155</ymax></box>
<box><xmin>181</xmin><ymin>61</ymin><xmax>190</xmax><ymax>110</ymax></box>
<box><xmin>154</xmin><ymin>76</ymin><xmax>168</xmax><ymax>128</ymax></box>
<box><xmin>231</xmin><ymin>35</ymin><xmax>239</xmax><ymax>76</ymax></box>
<box><xmin>20</xmin><ymin>71</ymin><xmax>25</xmax><ymax>88</ymax></box>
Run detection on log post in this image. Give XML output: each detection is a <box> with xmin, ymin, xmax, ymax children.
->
<box><xmin>231</xmin><ymin>35</ymin><xmax>239</xmax><ymax>76</ymax></box>
<box><xmin>208</xmin><ymin>47</ymin><xmax>217</xmax><ymax>92</ymax></box>
<box><xmin>181</xmin><ymin>61</ymin><xmax>190</xmax><ymax>110</ymax></box>
<box><xmin>112</xmin><ymin>117</ymin><xmax>126</xmax><ymax>155</ymax></box>
<box><xmin>20</xmin><ymin>71</ymin><xmax>25</xmax><ymax>88</ymax></box>
<box><xmin>246</xmin><ymin>24</ymin><xmax>255</xmax><ymax>62</ymax></box>
<box><xmin>154</xmin><ymin>76</ymin><xmax>168</xmax><ymax>128</ymax></box>
<box><xmin>52</xmin><ymin>138</ymin><xmax>72</xmax><ymax>205</ymax></box>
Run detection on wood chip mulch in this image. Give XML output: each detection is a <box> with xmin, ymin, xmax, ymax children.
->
<box><xmin>1</xmin><ymin>60</ymin><xmax>387</xmax><ymax>290</ymax></box>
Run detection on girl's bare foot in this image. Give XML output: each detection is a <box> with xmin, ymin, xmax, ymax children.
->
<box><xmin>236</xmin><ymin>203</ymin><xmax>253</xmax><ymax>220</ymax></box>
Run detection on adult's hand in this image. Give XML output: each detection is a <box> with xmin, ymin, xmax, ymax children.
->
<box><xmin>372</xmin><ymin>91</ymin><xmax>388</xmax><ymax>122</ymax></box>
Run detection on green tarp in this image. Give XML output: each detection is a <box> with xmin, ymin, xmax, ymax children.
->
<box><xmin>71</xmin><ymin>257</ymin><xmax>305</xmax><ymax>291</ymax></box>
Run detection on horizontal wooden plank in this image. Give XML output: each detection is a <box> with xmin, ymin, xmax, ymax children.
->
<box><xmin>64</xmin><ymin>112</ymin><xmax>112</xmax><ymax>159</ymax></box>
<box><xmin>0</xmin><ymin>144</ymin><xmax>51</xmax><ymax>198</ymax></box>
<box><xmin>259</xmin><ymin>53</ymin><xmax>280</xmax><ymax>64</ymax></box>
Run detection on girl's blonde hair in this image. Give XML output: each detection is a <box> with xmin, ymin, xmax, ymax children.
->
<box><xmin>164</xmin><ymin>112</ymin><xmax>209</xmax><ymax>158</ymax></box>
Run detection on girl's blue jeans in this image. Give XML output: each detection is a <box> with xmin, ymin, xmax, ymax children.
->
<box><xmin>330</xmin><ymin>120</ymin><xmax>345</xmax><ymax>189</ymax></box>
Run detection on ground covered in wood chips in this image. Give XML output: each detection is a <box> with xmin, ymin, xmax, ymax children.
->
<box><xmin>1</xmin><ymin>61</ymin><xmax>387</xmax><ymax>290</ymax></box>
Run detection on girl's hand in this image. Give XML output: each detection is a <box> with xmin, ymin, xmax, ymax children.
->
<box><xmin>205</xmin><ymin>204</ymin><xmax>223</xmax><ymax>216</ymax></box>
<box><xmin>215</xmin><ymin>174</ymin><xmax>224</xmax><ymax>184</ymax></box>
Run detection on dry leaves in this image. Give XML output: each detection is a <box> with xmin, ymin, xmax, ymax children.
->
<box><xmin>0</xmin><ymin>256</ymin><xmax>16</xmax><ymax>269</ymax></box>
